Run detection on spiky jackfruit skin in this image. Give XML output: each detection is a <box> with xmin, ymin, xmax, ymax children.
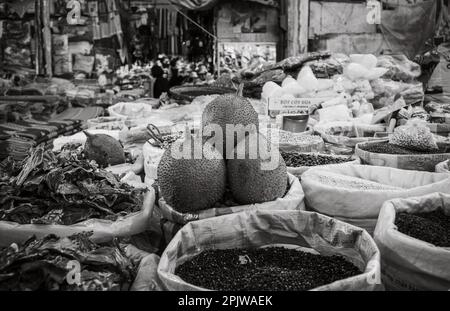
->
<box><xmin>201</xmin><ymin>94</ymin><xmax>259</xmax><ymax>156</ymax></box>
<box><xmin>157</xmin><ymin>137</ymin><xmax>226</xmax><ymax>213</ymax></box>
<box><xmin>84</xmin><ymin>133</ymin><xmax>125</xmax><ymax>168</ymax></box>
<box><xmin>226</xmin><ymin>132</ymin><xmax>287</xmax><ymax>205</ymax></box>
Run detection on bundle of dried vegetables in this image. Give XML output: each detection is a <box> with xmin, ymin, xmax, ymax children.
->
<box><xmin>0</xmin><ymin>232</ymin><xmax>137</xmax><ymax>291</ymax></box>
<box><xmin>0</xmin><ymin>145</ymin><xmax>144</xmax><ymax>225</ymax></box>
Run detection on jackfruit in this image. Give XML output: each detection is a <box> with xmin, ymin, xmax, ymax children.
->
<box><xmin>157</xmin><ymin>135</ymin><xmax>226</xmax><ymax>213</ymax></box>
<box><xmin>226</xmin><ymin>132</ymin><xmax>287</xmax><ymax>205</ymax></box>
<box><xmin>202</xmin><ymin>85</ymin><xmax>259</xmax><ymax>156</ymax></box>
<box><xmin>83</xmin><ymin>131</ymin><xmax>126</xmax><ymax>168</ymax></box>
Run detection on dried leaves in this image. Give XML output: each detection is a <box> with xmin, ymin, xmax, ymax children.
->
<box><xmin>0</xmin><ymin>145</ymin><xmax>144</xmax><ymax>225</ymax></box>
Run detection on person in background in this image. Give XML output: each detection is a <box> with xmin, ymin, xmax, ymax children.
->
<box><xmin>151</xmin><ymin>65</ymin><xmax>170</xmax><ymax>99</ymax></box>
<box><xmin>169</xmin><ymin>58</ymin><xmax>184</xmax><ymax>87</ymax></box>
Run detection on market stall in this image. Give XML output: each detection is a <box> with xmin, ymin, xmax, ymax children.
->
<box><xmin>0</xmin><ymin>0</ymin><xmax>449</xmax><ymax>294</ymax></box>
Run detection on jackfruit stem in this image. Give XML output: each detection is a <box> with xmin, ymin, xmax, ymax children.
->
<box><xmin>237</xmin><ymin>83</ymin><xmax>244</xmax><ymax>97</ymax></box>
<box><xmin>83</xmin><ymin>131</ymin><xmax>93</xmax><ymax>139</ymax></box>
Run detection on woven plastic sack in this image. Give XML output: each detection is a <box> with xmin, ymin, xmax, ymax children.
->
<box><xmin>287</xmin><ymin>155</ymin><xmax>360</xmax><ymax>178</ymax></box>
<box><xmin>158</xmin><ymin>209</ymin><xmax>382</xmax><ymax>291</ymax></box>
<box><xmin>301</xmin><ymin>164</ymin><xmax>450</xmax><ymax>235</ymax></box>
<box><xmin>356</xmin><ymin>140</ymin><xmax>450</xmax><ymax>172</ymax></box>
<box><xmin>389</xmin><ymin>119</ymin><xmax>438</xmax><ymax>152</ymax></box>
<box><xmin>130</xmin><ymin>253</ymin><xmax>163</xmax><ymax>291</ymax></box>
<box><xmin>436</xmin><ymin>160</ymin><xmax>450</xmax><ymax>173</ymax></box>
<box><xmin>374</xmin><ymin>192</ymin><xmax>450</xmax><ymax>290</ymax></box>
<box><xmin>0</xmin><ymin>189</ymin><xmax>156</xmax><ymax>247</ymax></box>
<box><xmin>157</xmin><ymin>173</ymin><xmax>304</xmax><ymax>225</ymax></box>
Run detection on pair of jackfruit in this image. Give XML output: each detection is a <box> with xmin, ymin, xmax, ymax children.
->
<box><xmin>157</xmin><ymin>91</ymin><xmax>288</xmax><ymax>213</ymax></box>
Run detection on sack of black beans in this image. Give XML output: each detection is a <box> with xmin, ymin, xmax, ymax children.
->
<box><xmin>356</xmin><ymin>140</ymin><xmax>450</xmax><ymax>172</ymax></box>
<box><xmin>374</xmin><ymin>193</ymin><xmax>450</xmax><ymax>290</ymax></box>
<box><xmin>389</xmin><ymin>119</ymin><xmax>439</xmax><ymax>152</ymax></box>
<box><xmin>158</xmin><ymin>210</ymin><xmax>382</xmax><ymax>291</ymax></box>
<box><xmin>157</xmin><ymin>174</ymin><xmax>304</xmax><ymax>235</ymax></box>
<box><xmin>282</xmin><ymin>151</ymin><xmax>359</xmax><ymax>178</ymax></box>
<box><xmin>301</xmin><ymin>164</ymin><xmax>450</xmax><ymax>235</ymax></box>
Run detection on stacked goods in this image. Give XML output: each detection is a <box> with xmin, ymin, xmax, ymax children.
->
<box><xmin>0</xmin><ymin>119</ymin><xmax>83</xmax><ymax>161</ymax></box>
<box><xmin>301</xmin><ymin>164</ymin><xmax>450</xmax><ymax>235</ymax></box>
<box><xmin>176</xmin><ymin>247</ymin><xmax>361</xmax><ymax>291</ymax></box>
<box><xmin>314</xmin><ymin>122</ymin><xmax>386</xmax><ymax>148</ymax></box>
<box><xmin>156</xmin><ymin>92</ymin><xmax>304</xmax><ymax>240</ymax></box>
<box><xmin>374</xmin><ymin>193</ymin><xmax>450</xmax><ymax>290</ymax></box>
<box><xmin>234</xmin><ymin>52</ymin><xmax>330</xmax><ymax>99</ymax></box>
<box><xmin>0</xmin><ymin>145</ymin><xmax>154</xmax><ymax>246</ymax></box>
<box><xmin>356</xmin><ymin>140</ymin><xmax>450</xmax><ymax>172</ymax></box>
<box><xmin>158</xmin><ymin>210</ymin><xmax>381</xmax><ymax>291</ymax></box>
<box><xmin>281</xmin><ymin>152</ymin><xmax>356</xmax><ymax>177</ymax></box>
<box><xmin>0</xmin><ymin>232</ymin><xmax>137</xmax><ymax>291</ymax></box>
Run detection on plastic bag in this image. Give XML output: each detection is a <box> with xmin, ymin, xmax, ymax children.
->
<box><xmin>297</xmin><ymin>66</ymin><xmax>319</xmax><ymax>91</ymax></box>
<box><xmin>157</xmin><ymin>209</ymin><xmax>381</xmax><ymax>291</ymax></box>
<box><xmin>435</xmin><ymin>160</ymin><xmax>450</xmax><ymax>174</ymax></box>
<box><xmin>390</xmin><ymin>119</ymin><xmax>439</xmax><ymax>151</ymax></box>
<box><xmin>374</xmin><ymin>193</ymin><xmax>450</xmax><ymax>290</ymax></box>
<box><xmin>131</xmin><ymin>253</ymin><xmax>163</xmax><ymax>291</ymax></box>
<box><xmin>108</xmin><ymin>102</ymin><xmax>153</xmax><ymax>119</ymax></box>
<box><xmin>0</xmin><ymin>189</ymin><xmax>156</xmax><ymax>247</ymax></box>
<box><xmin>143</xmin><ymin>142</ymin><xmax>165</xmax><ymax>185</ymax></box>
<box><xmin>350</xmin><ymin>54</ymin><xmax>378</xmax><ymax>70</ymax></box>
<box><xmin>301</xmin><ymin>164</ymin><xmax>450</xmax><ymax>235</ymax></box>
<box><xmin>317</xmin><ymin>105</ymin><xmax>352</xmax><ymax>123</ymax></box>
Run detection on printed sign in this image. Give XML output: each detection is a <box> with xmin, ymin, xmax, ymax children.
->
<box><xmin>267</xmin><ymin>97</ymin><xmax>330</xmax><ymax>118</ymax></box>
<box><xmin>367</xmin><ymin>0</ymin><xmax>381</xmax><ymax>25</ymax></box>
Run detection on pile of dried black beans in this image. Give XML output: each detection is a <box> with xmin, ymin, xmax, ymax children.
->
<box><xmin>281</xmin><ymin>152</ymin><xmax>351</xmax><ymax>167</ymax></box>
<box><xmin>395</xmin><ymin>210</ymin><xmax>450</xmax><ymax>247</ymax></box>
<box><xmin>176</xmin><ymin>247</ymin><xmax>362</xmax><ymax>291</ymax></box>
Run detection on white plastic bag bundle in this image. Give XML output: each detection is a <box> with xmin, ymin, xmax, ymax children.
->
<box><xmin>297</xmin><ymin>66</ymin><xmax>319</xmax><ymax>91</ymax></box>
<box><xmin>317</xmin><ymin>105</ymin><xmax>352</xmax><ymax>123</ymax></box>
<box><xmin>374</xmin><ymin>193</ymin><xmax>450</xmax><ymax>290</ymax></box>
<box><xmin>389</xmin><ymin>119</ymin><xmax>439</xmax><ymax>151</ymax></box>
<box><xmin>344</xmin><ymin>54</ymin><xmax>388</xmax><ymax>81</ymax></box>
<box><xmin>158</xmin><ymin>209</ymin><xmax>381</xmax><ymax>291</ymax></box>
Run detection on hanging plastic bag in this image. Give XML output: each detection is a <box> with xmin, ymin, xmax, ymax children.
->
<box><xmin>380</xmin><ymin>1</ymin><xmax>438</xmax><ymax>59</ymax></box>
<box><xmin>389</xmin><ymin>119</ymin><xmax>439</xmax><ymax>151</ymax></box>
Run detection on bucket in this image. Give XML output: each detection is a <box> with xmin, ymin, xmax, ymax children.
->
<box><xmin>283</xmin><ymin>115</ymin><xmax>309</xmax><ymax>133</ymax></box>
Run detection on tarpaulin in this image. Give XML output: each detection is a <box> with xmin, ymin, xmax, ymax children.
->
<box><xmin>380</xmin><ymin>0</ymin><xmax>439</xmax><ymax>59</ymax></box>
<box><xmin>6</xmin><ymin>0</ymin><xmax>34</xmax><ymax>18</ymax></box>
<box><xmin>170</xmin><ymin>0</ymin><xmax>278</xmax><ymax>11</ymax></box>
